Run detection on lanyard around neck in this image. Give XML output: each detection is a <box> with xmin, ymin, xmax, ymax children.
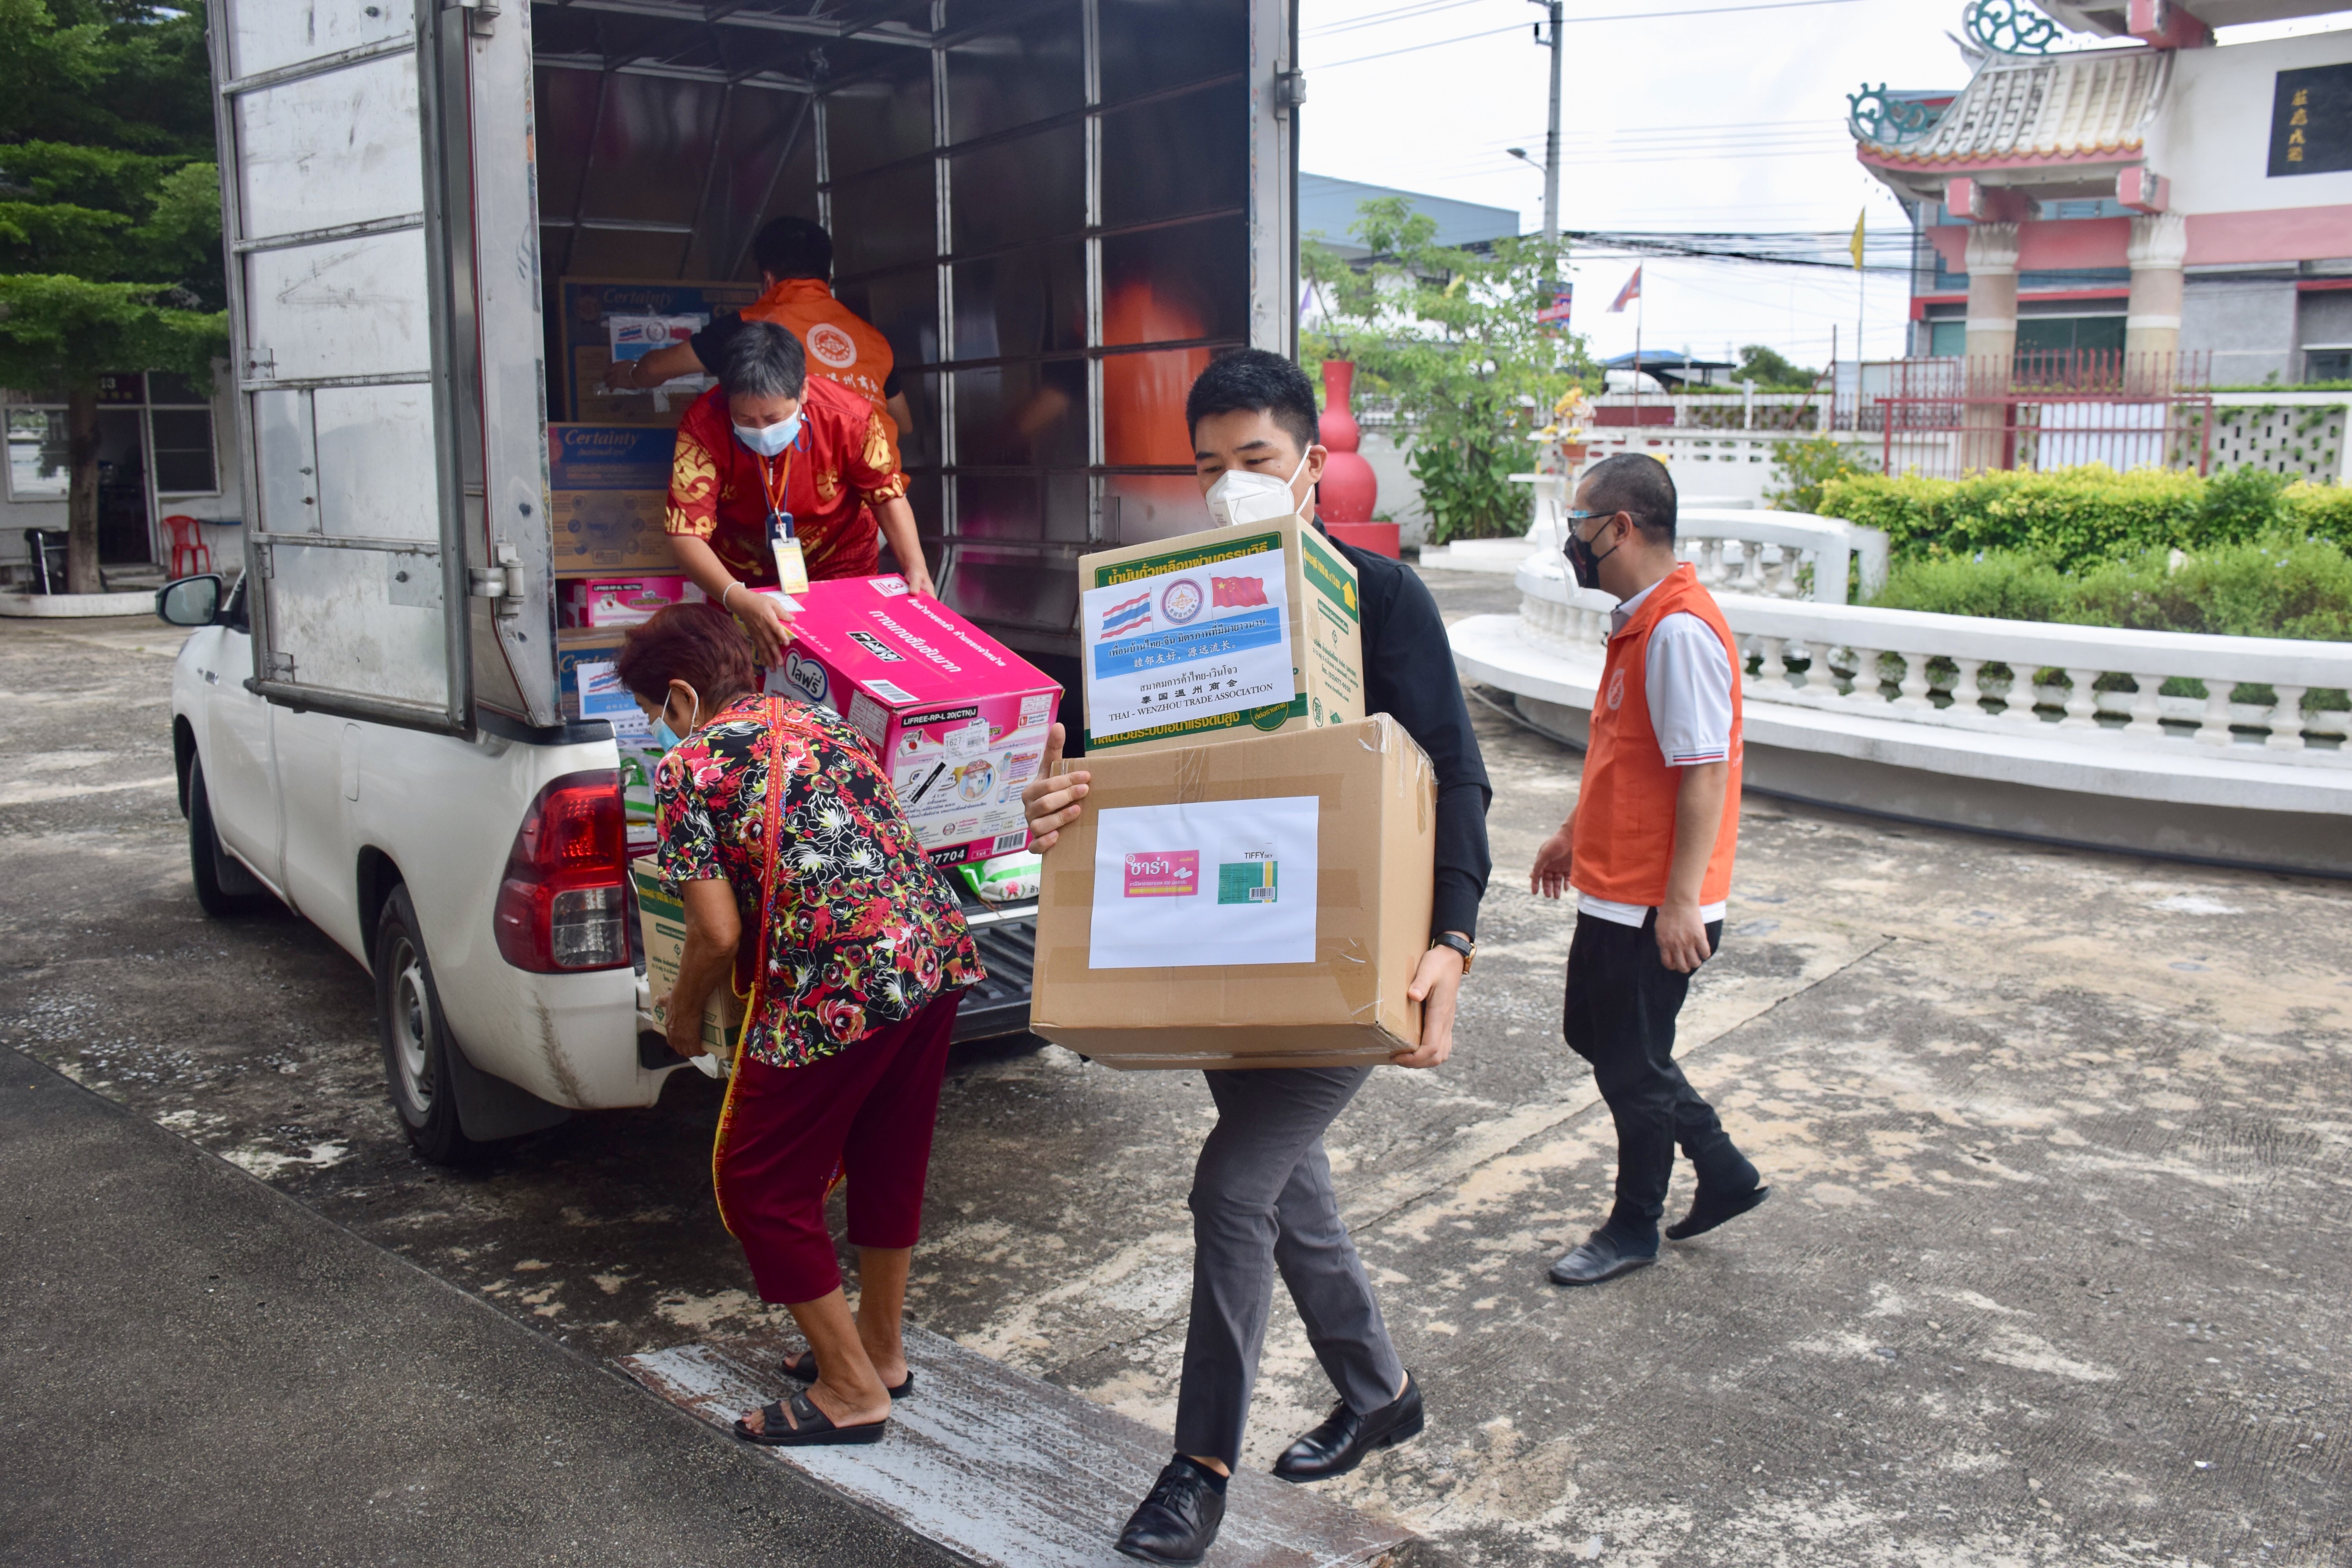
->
<box><xmin>758</xmin><ymin>446</ymin><xmax>795</xmax><ymax>521</ymax></box>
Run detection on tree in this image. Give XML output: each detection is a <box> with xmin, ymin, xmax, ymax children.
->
<box><xmin>1735</xmin><ymin>343</ymin><xmax>1819</xmax><ymax>392</ymax></box>
<box><xmin>1303</xmin><ymin>199</ymin><xmax>1592</xmax><ymax>543</ymax></box>
<box><xmin>0</xmin><ymin>0</ymin><xmax>226</xmax><ymax>592</ymax></box>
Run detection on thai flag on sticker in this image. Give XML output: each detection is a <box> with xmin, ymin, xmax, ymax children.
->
<box><xmin>1101</xmin><ymin>592</ymin><xmax>1153</xmax><ymax>637</ymax></box>
<box><xmin>1123</xmin><ymin>850</ymin><xmax>1198</xmax><ymax>897</ymax></box>
<box><xmin>1212</xmin><ymin>576</ymin><xmax>1267</xmax><ymax>608</ymax></box>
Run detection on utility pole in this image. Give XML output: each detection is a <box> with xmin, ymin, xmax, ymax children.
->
<box><xmin>1539</xmin><ymin>0</ymin><xmax>1562</xmax><ymax>249</ymax></box>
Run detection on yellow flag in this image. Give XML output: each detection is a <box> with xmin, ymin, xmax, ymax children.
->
<box><xmin>1850</xmin><ymin>209</ymin><xmax>1866</xmax><ymax>269</ymax></box>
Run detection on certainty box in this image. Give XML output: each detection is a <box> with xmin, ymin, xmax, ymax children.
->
<box><xmin>632</xmin><ymin>858</ymin><xmax>746</xmax><ymax>1060</ymax></box>
<box><xmin>1029</xmin><ymin>715</ymin><xmax>1437</xmax><ymax>1071</ymax></box>
<box><xmin>768</xmin><ymin>575</ymin><xmax>1063</xmax><ymax>869</ymax></box>
<box><xmin>559</xmin><ymin>276</ymin><xmax>758</xmax><ymax>424</ymax></box>
<box><xmin>1078</xmin><ymin>516</ymin><xmax>1365</xmax><ymax>755</ymax></box>
<box><xmin>549</xmin><ymin>424</ymin><xmax>679</xmax><ymax>573</ymax></box>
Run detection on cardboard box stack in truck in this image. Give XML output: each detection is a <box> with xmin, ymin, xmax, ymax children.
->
<box><xmin>161</xmin><ymin>0</ymin><xmax>1301</xmax><ymax>1164</ymax></box>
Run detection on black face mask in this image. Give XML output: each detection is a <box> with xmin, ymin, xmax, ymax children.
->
<box><xmin>1564</xmin><ymin>517</ymin><xmax>1622</xmax><ymax>590</ymax></box>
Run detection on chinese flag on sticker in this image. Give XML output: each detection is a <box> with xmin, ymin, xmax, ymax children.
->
<box><xmin>1212</xmin><ymin>576</ymin><xmax>1267</xmax><ymax>608</ymax></box>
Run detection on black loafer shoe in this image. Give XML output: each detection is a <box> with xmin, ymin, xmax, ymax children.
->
<box><xmin>1548</xmin><ymin>1229</ymin><xmax>1658</xmax><ymax>1287</ymax></box>
<box><xmin>1273</xmin><ymin>1373</ymin><xmax>1424</xmax><ymax>1483</ymax></box>
<box><xmin>1666</xmin><ymin>1183</ymin><xmax>1770</xmax><ymax>1241</ymax></box>
<box><xmin>1115</xmin><ymin>1459</ymin><xmax>1227</xmax><ymax>1566</ymax></box>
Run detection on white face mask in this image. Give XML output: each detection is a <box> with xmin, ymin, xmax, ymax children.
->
<box><xmin>1204</xmin><ymin>450</ymin><xmax>1310</xmax><ymax>529</ymax></box>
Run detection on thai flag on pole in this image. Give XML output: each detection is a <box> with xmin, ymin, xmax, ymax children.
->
<box><xmin>1211</xmin><ymin>575</ymin><xmax>1268</xmax><ymax>608</ymax></box>
<box><xmin>1101</xmin><ymin>592</ymin><xmax>1153</xmax><ymax>637</ymax></box>
<box><xmin>1609</xmin><ymin>265</ymin><xmax>1642</xmax><ymax>313</ymax></box>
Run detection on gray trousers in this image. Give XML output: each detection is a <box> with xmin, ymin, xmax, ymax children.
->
<box><xmin>1171</xmin><ymin>1066</ymin><xmax>1406</xmax><ymax>1466</ymax></box>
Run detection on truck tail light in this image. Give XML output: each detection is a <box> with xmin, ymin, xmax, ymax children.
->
<box><xmin>494</xmin><ymin>770</ymin><xmax>632</xmax><ymax>973</ymax></box>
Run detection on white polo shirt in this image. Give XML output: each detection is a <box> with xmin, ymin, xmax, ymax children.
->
<box><xmin>1575</xmin><ymin>577</ymin><xmax>1735</xmax><ymax>929</ymax></box>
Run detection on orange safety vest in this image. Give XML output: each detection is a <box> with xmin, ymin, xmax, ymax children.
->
<box><xmin>740</xmin><ymin>278</ymin><xmax>891</xmax><ymax>403</ymax></box>
<box><xmin>1570</xmin><ymin>562</ymin><xmax>1742</xmax><ymax>908</ymax></box>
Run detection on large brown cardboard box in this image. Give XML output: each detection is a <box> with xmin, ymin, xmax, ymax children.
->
<box><xmin>548</xmin><ymin>423</ymin><xmax>680</xmax><ymax>573</ymax></box>
<box><xmin>1077</xmin><ymin>517</ymin><xmax>1365</xmax><ymax>756</ymax></box>
<box><xmin>1029</xmin><ymin>715</ymin><xmax>1435</xmax><ymax>1070</ymax></box>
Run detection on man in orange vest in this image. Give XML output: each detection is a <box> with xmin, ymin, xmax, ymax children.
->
<box><xmin>1528</xmin><ymin>452</ymin><xmax>1769</xmax><ymax>1288</ymax></box>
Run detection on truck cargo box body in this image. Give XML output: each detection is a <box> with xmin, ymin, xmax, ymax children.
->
<box><xmin>196</xmin><ymin>0</ymin><xmax>1299</xmax><ymax>1114</ymax></box>
<box><xmin>211</xmin><ymin>0</ymin><xmax>1302</xmax><ymax>730</ymax></box>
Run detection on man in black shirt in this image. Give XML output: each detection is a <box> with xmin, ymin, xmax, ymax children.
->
<box><xmin>1022</xmin><ymin>351</ymin><xmax>1492</xmax><ymax>1567</ymax></box>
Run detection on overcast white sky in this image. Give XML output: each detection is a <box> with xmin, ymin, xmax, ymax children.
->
<box><xmin>1296</xmin><ymin>0</ymin><xmax>2352</xmax><ymax>370</ymax></box>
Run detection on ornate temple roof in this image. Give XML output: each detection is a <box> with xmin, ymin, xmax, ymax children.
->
<box><xmin>1855</xmin><ymin>48</ymin><xmax>2170</xmax><ymax>171</ymax></box>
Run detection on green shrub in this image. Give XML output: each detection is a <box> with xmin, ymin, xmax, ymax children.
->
<box><xmin>1764</xmin><ymin>435</ymin><xmax>1877</xmax><ymax>515</ymax></box>
<box><xmin>1820</xmin><ymin>466</ymin><xmax>2207</xmax><ymax>573</ymax></box>
<box><xmin>1868</xmin><ymin>548</ymin><xmax>2078</xmax><ymax>622</ymax></box>
<box><xmin>2285</xmin><ymin>480</ymin><xmax>2352</xmax><ymax>551</ymax></box>
<box><xmin>2069</xmin><ymin>537</ymin><xmax>2352</xmax><ymax>641</ymax></box>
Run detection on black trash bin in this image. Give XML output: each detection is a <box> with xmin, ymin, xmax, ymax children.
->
<box><xmin>22</xmin><ymin>530</ymin><xmax>68</xmax><ymax>594</ymax></box>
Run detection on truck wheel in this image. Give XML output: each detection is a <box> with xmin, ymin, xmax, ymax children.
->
<box><xmin>187</xmin><ymin>759</ymin><xmax>271</xmax><ymax>917</ymax></box>
<box><xmin>374</xmin><ymin>885</ymin><xmax>481</xmax><ymax>1167</ymax></box>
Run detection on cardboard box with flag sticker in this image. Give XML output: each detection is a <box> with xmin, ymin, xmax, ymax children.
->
<box><xmin>1077</xmin><ymin>515</ymin><xmax>1365</xmax><ymax>755</ymax></box>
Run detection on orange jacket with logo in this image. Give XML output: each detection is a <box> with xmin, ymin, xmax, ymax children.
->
<box><xmin>742</xmin><ymin>278</ymin><xmax>898</xmax><ymax>466</ymax></box>
<box><xmin>1569</xmin><ymin>563</ymin><xmax>1742</xmax><ymax>907</ymax></box>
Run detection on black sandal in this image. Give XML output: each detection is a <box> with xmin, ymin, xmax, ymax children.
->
<box><xmin>779</xmin><ymin>1349</ymin><xmax>913</xmax><ymax>1398</ymax></box>
<box><xmin>733</xmin><ymin>1390</ymin><xmax>888</xmax><ymax>1447</ymax></box>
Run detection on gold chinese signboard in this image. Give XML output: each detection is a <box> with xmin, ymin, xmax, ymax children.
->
<box><xmin>2270</xmin><ymin>63</ymin><xmax>2352</xmax><ymax>178</ymax></box>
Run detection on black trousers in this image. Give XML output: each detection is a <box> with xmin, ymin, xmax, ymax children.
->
<box><xmin>1562</xmin><ymin>909</ymin><xmax>1754</xmax><ymax>1229</ymax></box>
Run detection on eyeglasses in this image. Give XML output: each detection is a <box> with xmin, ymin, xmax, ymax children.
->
<box><xmin>1563</xmin><ymin>508</ymin><xmax>1623</xmax><ymax>534</ymax></box>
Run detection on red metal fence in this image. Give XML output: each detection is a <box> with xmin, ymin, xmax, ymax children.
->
<box><xmin>1869</xmin><ymin>352</ymin><xmax>2214</xmax><ymax>480</ymax></box>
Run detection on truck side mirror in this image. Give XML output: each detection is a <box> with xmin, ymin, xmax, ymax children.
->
<box><xmin>157</xmin><ymin>574</ymin><xmax>223</xmax><ymax>627</ymax></box>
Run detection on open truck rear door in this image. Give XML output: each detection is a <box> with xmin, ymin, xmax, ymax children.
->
<box><xmin>209</xmin><ymin>0</ymin><xmax>559</xmax><ymax>734</ymax></box>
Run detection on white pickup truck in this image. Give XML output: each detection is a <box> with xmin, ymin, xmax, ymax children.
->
<box><xmin>163</xmin><ymin>0</ymin><xmax>1300</xmax><ymax>1162</ymax></box>
<box><xmin>163</xmin><ymin>571</ymin><xmax>1042</xmax><ymax>1162</ymax></box>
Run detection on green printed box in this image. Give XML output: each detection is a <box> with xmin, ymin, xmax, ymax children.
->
<box><xmin>1078</xmin><ymin>515</ymin><xmax>1364</xmax><ymax>755</ymax></box>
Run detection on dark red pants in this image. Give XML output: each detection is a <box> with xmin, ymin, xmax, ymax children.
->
<box><xmin>713</xmin><ymin>990</ymin><xmax>962</xmax><ymax>1305</ymax></box>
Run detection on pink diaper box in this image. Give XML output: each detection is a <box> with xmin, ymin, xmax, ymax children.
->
<box><xmin>563</xmin><ymin>574</ymin><xmax>705</xmax><ymax>628</ymax></box>
<box><xmin>763</xmin><ymin>575</ymin><xmax>1063</xmax><ymax>869</ymax></box>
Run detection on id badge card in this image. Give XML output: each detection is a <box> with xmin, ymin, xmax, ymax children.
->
<box><xmin>769</xmin><ymin>509</ymin><xmax>809</xmax><ymax>595</ymax></box>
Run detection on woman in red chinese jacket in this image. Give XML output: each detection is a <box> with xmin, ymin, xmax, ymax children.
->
<box><xmin>618</xmin><ymin>601</ymin><xmax>982</xmax><ymax>1447</ymax></box>
<box><xmin>662</xmin><ymin>321</ymin><xmax>931</xmax><ymax>667</ymax></box>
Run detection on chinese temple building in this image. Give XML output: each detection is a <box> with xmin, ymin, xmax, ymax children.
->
<box><xmin>1851</xmin><ymin>1</ymin><xmax>2352</xmax><ymax>386</ymax></box>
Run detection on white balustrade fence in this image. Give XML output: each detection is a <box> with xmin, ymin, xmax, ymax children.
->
<box><xmin>1515</xmin><ymin>555</ymin><xmax>2352</xmax><ymax>757</ymax></box>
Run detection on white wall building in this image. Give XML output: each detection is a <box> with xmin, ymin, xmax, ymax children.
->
<box><xmin>2</xmin><ymin>365</ymin><xmax>246</xmax><ymax>588</ymax></box>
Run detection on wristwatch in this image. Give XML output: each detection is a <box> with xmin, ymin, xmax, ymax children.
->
<box><xmin>1430</xmin><ymin>931</ymin><xmax>1476</xmax><ymax>973</ymax></box>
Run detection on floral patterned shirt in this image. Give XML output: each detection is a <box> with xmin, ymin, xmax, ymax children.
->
<box><xmin>654</xmin><ymin>693</ymin><xmax>983</xmax><ymax>1069</ymax></box>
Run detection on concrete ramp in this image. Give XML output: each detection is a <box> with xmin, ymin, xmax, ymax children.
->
<box><xmin>621</xmin><ymin>1327</ymin><xmax>1421</xmax><ymax>1568</ymax></box>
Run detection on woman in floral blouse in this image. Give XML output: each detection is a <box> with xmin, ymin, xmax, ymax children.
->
<box><xmin>616</xmin><ymin>601</ymin><xmax>983</xmax><ymax>1449</ymax></box>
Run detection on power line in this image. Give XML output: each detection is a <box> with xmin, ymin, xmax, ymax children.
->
<box><xmin>1306</xmin><ymin>0</ymin><xmax>1495</xmax><ymax>39</ymax></box>
<box><xmin>1305</xmin><ymin>0</ymin><xmax>1866</xmax><ymax>70</ymax></box>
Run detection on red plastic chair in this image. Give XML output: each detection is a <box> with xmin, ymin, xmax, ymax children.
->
<box><xmin>163</xmin><ymin>514</ymin><xmax>213</xmax><ymax>578</ymax></box>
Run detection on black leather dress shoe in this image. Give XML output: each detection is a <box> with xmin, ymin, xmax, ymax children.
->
<box><xmin>1666</xmin><ymin>1182</ymin><xmax>1770</xmax><ymax>1241</ymax></box>
<box><xmin>1548</xmin><ymin>1228</ymin><xmax>1658</xmax><ymax>1287</ymax></box>
<box><xmin>1273</xmin><ymin>1374</ymin><xmax>1424</xmax><ymax>1482</ymax></box>
<box><xmin>1115</xmin><ymin>1459</ymin><xmax>1227</xmax><ymax>1566</ymax></box>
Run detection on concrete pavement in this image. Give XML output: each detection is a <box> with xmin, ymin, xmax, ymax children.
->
<box><xmin>0</xmin><ymin>1046</ymin><xmax>958</xmax><ymax>1568</ymax></box>
<box><xmin>3</xmin><ymin>600</ymin><xmax>2349</xmax><ymax>1566</ymax></box>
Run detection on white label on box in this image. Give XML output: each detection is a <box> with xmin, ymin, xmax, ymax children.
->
<box><xmin>868</xmin><ymin>678</ymin><xmax>920</xmax><ymax>705</ymax></box>
<box><xmin>846</xmin><ymin>690</ymin><xmax>891</xmax><ymax>747</ymax></box>
<box><xmin>1088</xmin><ymin>797</ymin><xmax>1318</xmax><ymax>969</ymax></box>
<box><xmin>945</xmin><ymin>717</ymin><xmax>990</xmax><ymax>759</ymax></box>
<box><xmin>1081</xmin><ymin>547</ymin><xmax>1295</xmax><ymax>737</ymax></box>
<box><xmin>1020</xmin><ymin>693</ymin><xmax>1054</xmax><ymax>731</ymax></box>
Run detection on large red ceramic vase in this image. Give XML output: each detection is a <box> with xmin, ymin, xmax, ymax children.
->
<box><xmin>1316</xmin><ymin>361</ymin><xmax>1379</xmax><ymax>523</ymax></box>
